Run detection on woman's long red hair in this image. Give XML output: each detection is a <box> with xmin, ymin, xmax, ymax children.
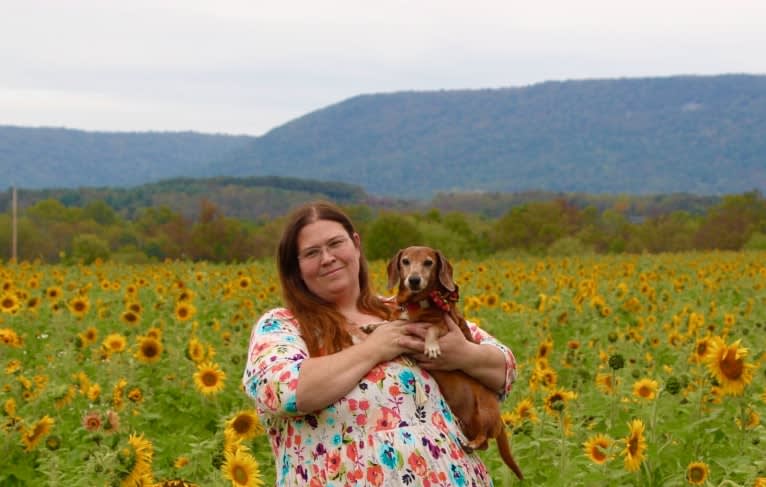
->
<box><xmin>277</xmin><ymin>201</ymin><xmax>392</xmax><ymax>356</ymax></box>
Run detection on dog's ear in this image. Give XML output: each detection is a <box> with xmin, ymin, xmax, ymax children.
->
<box><xmin>436</xmin><ymin>250</ymin><xmax>456</xmax><ymax>292</ymax></box>
<box><xmin>386</xmin><ymin>249</ymin><xmax>404</xmax><ymax>290</ymax></box>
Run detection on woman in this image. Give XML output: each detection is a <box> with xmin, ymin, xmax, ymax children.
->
<box><xmin>242</xmin><ymin>201</ymin><xmax>516</xmax><ymax>486</ymax></box>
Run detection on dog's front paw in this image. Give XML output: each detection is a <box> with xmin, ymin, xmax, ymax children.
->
<box><xmin>424</xmin><ymin>343</ymin><xmax>442</xmax><ymax>358</ymax></box>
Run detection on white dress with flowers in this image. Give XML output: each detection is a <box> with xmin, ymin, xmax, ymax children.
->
<box><xmin>242</xmin><ymin>308</ymin><xmax>517</xmax><ymax>487</ymax></box>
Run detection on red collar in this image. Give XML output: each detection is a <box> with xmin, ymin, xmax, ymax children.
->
<box><xmin>402</xmin><ymin>287</ymin><xmax>459</xmax><ymax>313</ymax></box>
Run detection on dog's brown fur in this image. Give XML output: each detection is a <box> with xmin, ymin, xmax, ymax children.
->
<box><xmin>386</xmin><ymin>246</ymin><xmax>523</xmax><ymax>480</ymax></box>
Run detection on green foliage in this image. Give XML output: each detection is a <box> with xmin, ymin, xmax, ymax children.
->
<box><xmin>364</xmin><ymin>213</ymin><xmax>424</xmax><ymax>261</ymax></box>
<box><xmin>69</xmin><ymin>234</ymin><xmax>111</xmax><ymax>264</ymax></box>
<box><xmin>744</xmin><ymin>232</ymin><xmax>766</xmax><ymax>250</ymax></box>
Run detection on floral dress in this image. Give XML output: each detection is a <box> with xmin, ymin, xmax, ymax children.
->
<box><xmin>242</xmin><ymin>308</ymin><xmax>517</xmax><ymax>487</ymax></box>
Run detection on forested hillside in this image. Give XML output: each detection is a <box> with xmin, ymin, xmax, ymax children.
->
<box><xmin>3</xmin><ymin>75</ymin><xmax>765</xmax><ymax>198</ymax></box>
<box><xmin>211</xmin><ymin>74</ymin><xmax>766</xmax><ymax>197</ymax></box>
<box><xmin>0</xmin><ymin>126</ymin><xmax>253</xmax><ymax>188</ymax></box>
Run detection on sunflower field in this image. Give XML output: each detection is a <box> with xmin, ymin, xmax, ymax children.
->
<box><xmin>1</xmin><ymin>251</ymin><xmax>765</xmax><ymax>486</ymax></box>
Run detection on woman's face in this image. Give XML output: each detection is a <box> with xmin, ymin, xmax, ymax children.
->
<box><xmin>297</xmin><ymin>219</ymin><xmax>361</xmax><ymax>305</ymax></box>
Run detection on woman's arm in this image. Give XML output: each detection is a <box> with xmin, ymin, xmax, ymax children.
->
<box><xmin>296</xmin><ymin>320</ymin><xmax>412</xmax><ymax>411</ymax></box>
<box><xmin>243</xmin><ymin>309</ymin><xmax>413</xmax><ymax>415</ymax></box>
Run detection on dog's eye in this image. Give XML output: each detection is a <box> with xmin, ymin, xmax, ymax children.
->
<box><xmin>423</xmin><ymin>259</ymin><xmax>433</xmax><ymax>267</ymax></box>
<box><xmin>401</xmin><ymin>258</ymin><xmax>410</xmax><ymax>266</ymax></box>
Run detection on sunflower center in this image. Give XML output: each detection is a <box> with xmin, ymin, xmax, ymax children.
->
<box><xmin>720</xmin><ymin>349</ymin><xmax>743</xmax><ymax>380</ymax></box>
<box><xmin>233</xmin><ymin>465</ymin><xmax>249</xmax><ymax>484</ymax></box>
<box><xmin>142</xmin><ymin>343</ymin><xmax>158</xmax><ymax>357</ymax></box>
<box><xmin>178</xmin><ymin>308</ymin><xmax>189</xmax><ymax>318</ymax></box>
<box><xmin>689</xmin><ymin>466</ymin><xmax>705</xmax><ymax>481</ymax></box>
<box><xmin>202</xmin><ymin>372</ymin><xmax>218</xmax><ymax>386</ymax></box>
<box><xmin>592</xmin><ymin>445</ymin><xmax>606</xmax><ymax>462</ymax></box>
<box><xmin>639</xmin><ymin>386</ymin><xmax>651</xmax><ymax>397</ymax></box>
<box><xmin>628</xmin><ymin>435</ymin><xmax>639</xmax><ymax>455</ymax></box>
<box><xmin>74</xmin><ymin>302</ymin><xmax>86</xmax><ymax>311</ymax></box>
<box><xmin>233</xmin><ymin>416</ymin><xmax>253</xmax><ymax>434</ymax></box>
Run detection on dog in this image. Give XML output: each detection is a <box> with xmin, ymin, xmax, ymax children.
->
<box><xmin>367</xmin><ymin>246</ymin><xmax>523</xmax><ymax>480</ymax></box>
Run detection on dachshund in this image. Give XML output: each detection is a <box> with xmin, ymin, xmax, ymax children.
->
<box><xmin>367</xmin><ymin>246</ymin><xmax>523</xmax><ymax>480</ymax></box>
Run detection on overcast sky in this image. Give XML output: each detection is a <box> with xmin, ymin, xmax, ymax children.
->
<box><xmin>1</xmin><ymin>0</ymin><xmax>764</xmax><ymax>136</ymax></box>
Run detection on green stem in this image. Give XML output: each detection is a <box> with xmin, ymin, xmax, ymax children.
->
<box><xmin>559</xmin><ymin>410</ymin><xmax>568</xmax><ymax>482</ymax></box>
<box><xmin>609</xmin><ymin>369</ymin><xmax>618</xmax><ymax>428</ymax></box>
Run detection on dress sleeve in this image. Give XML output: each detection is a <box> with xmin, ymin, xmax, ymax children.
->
<box><xmin>242</xmin><ymin>308</ymin><xmax>310</xmax><ymax>417</ymax></box>
<box><xmin>466</xmin><ymin>320</ymin><xmax>517</xmax><ymax>401</ymax></box>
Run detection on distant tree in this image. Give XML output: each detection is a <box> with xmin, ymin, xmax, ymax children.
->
<box><xmin>490</xmin><ymin>199</ymin><xmax>582</xmax><ymax>253</ymax></box>
<box><xmin>82</xmin><ymin>200</ymin><xmax>118</xmax><ymax>225</ymax></box>
<box><xmin>69</xmin><ymin>234</ymin><xmax>111</xmax><ymax>264</ymax></box>
<box><xmin>365</xmin><ymin>213</ymin><xmax>423</xmax><ymax>261</ymax></box>
<box><xmin>694</xmin><ymin>192</ymin><xmax>766</xmax><ymax>250</ymax></box>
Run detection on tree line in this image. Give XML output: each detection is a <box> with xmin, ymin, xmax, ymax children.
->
<box><xmin>1</xmin><ymin>191</ymin><xmax>765</xmax><ymax>264</ymax></box>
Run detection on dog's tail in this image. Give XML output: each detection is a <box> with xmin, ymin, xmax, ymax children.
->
<box><xmin>495</xmin><ymin>420</ymin><xmax>523</xmax><ymax>480</ymax></box>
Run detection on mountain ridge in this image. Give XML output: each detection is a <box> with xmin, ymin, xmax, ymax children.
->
<box><xmin>3</xmin><ymin>74</ymin><xmax>764</xmax><ymax>197</ymax></box>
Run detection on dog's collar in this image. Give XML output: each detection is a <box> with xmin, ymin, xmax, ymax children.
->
<box><xmin>402</xmin><ymin>287</ymin><xmax>460</xmax><ymax>313</ymax></box>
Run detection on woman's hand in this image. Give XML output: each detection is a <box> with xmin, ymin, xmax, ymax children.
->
<box><xmin>359</xmin><ymin>320</ymin><xmax>412</xmax><ymax>363</ymax></box>
<box><xmin>398</xmin><ymin>315</ymin><xmax>475</xmax><ymax>371</ymax></box>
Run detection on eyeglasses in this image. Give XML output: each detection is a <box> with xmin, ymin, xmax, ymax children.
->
<box><xmin>298</xmin><ymin>235</ymin><xmax>351</xmax><ymax>262</ymax></box>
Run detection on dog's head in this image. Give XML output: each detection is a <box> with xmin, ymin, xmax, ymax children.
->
<box><xmin>386</xmin><ymin>246</ymin><xmax>456</xmax><ymax>300</ymax></box>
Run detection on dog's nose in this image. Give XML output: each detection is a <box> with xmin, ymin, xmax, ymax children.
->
<box><xmin>408</xmin><ymin>276</ymin><xmax>421</xmax><ymax>289</ymax></box>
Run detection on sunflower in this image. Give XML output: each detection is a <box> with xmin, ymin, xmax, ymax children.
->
<box><xmin>226</xmin><ymin>410</ymin><xmax>264</xmax><ymax>441</ymax></box>
<box><xmin>113</xmin><ymin>378</ymin><xmax>128</xmax><ymax>409</ymax></box>
<box><xmin>237</xmin><ymin>276</ymin><xmax>252</xmax><ymax>290</ymax></box>
<box><xmin>82</xmin><ymin>410</ymin><xmax>102</xmax><ymax>432</ymax></box>
<box><xmin>583</xmin><ymin>434</ymin><xmax>612</xmax><ymax>465</ymax></box>
<box><xmin>102</xmin><ymin>333</ymin><xmax>127</xmax><ymax>354</ymax></box>
<box><xmin>25</xmin><ymin>296</ymin><xmax>41</xmax><ymax>312</ymax></box>
<box><xmin>0</xmin><ymin>293</ymin><xmax>20</xmax><ymax>314</ymax></box>
<box><xmin>193</xmin><ymin>362</ymin><xmax>226</xmax><ymax>396</ymax></box>
<box><xmin>174</xmin><ymin>302</ymin><xmax>196</xmax><ymax>322</ymax></box>
<box><xmin>128</xmin><ymin>387</ymin><xmax>144</xmax><ymax>403</ymax></box>
<box><xmin>735</xmin><ymin>407</ymin><xmax>761</xmax><ymax>430</ymax></box>
<box><xmin>68</xmin><ymin>295</ymin><xmax>90</xmax><ymax>319</ymax></box>
<box><xmin>5</xmin><ymin>359</ymin><xmax>21</xmax><ymax>375</ymax></box>
<box><xmin>704</xmin><ymin>337</ymin><xmax>755</xmax><ymax>396</ymax></box>
<box><xmin>45</xmin><ymin>286</ymin><xmax>63</xmax><ymax>301</ymax></box>
<box><xmin>632</xmin><ymin>378</ymin><xmax>659</xmax><ymax>400</ymax></box>
<box><xmin>621</xmin><ymin>419</ymin><xmax>647</xmax><ymax>472</ymax></box>
<box><xmin>686</xmin><ymin>461</ymin><xmax>709</xmax><ymax>485</ymax></box>
<box><xmin>120</xmin><ymin>433</ymin><xmax>154</xmax><ymax>487</ymax></box>
<box><xmin>536</xmin><ymin>336</ymin><xmax>554</xmax><ymax>362</ymax></box>
<box><xmin>145</xmin><ymin>327</ymin><xmax>162</xmax><ymax>340</ymax></box>
<box><xmin>21</xmin><ymin>415</ymin><xmax>55</xmax><ymax>452</ymax></box>
<box><xmin>543</xmin><ymin>388</ymin><xmax>577</xmax><ymax>416</ymax></box>
<box><xmin>512</xmin><ymin>398</ymin><xmax>539</xmax><ymax>424</ymax></box>
<box><xmin>135</xmin><ymin>337</ymin><xmax>163</xmax><ymax>364</ymax></box>
<box><xmin>0</xmin><ymin>328</ymin><xmax>22</xmax><ymax>348</ymax></box>
<box><xmin>595</xmin><ymin>372</ymin><xmax>617</xmax><ymax>395</ymax></box>
<box><xmin>221</xmin><ymin>447</ymin><xmax>264</xmax><ymax>487</ymax></box>
<box><xmin>690</xmin><ymin>336</ymin><xmax>712</xmax><ymax>364</ymax></box>
<box><xmin>186</xmin><ymin>338</ymin><xmax>206</xmax><ymax>363</ymax></box>
<box><xmin>176</xmin><ymin>289</ymin><xmax>195</xmax><ymax>302</ymax></box>
<box><xmin>120</xmin><ymin>310</ymin><xmax>141</xmax><ymax>326</ymax></box>
<box><xmin>755</xmin><ymin>478</ymin><xmax>766</xmax><ymax>487</ymax></box>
